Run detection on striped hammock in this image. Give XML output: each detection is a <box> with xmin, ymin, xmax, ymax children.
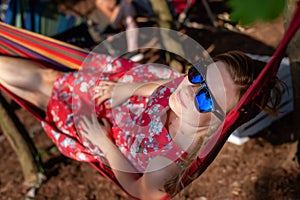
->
<box><xmin>1</xmin><ymin>1</ymin><xmax>300</xmax><ymax>198</ymax></box>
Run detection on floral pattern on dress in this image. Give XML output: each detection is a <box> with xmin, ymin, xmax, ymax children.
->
<box><xmin>42</xmin><ymin>53</ymin><xmax>187</xmax><ymax>172</ymax></box>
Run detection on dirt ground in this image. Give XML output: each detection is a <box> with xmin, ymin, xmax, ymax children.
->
<box><xmin>1</xmin><ymin>1</ymin><xmax>300</xmax><ymax>200</ymax></box>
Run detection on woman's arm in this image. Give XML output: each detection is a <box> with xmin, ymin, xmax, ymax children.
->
<box><xmin>79</xmin><ymin>115</ymin><xmax>180</xmax><ymax>199</ymax></box>
<box><xmin>93</xmin><ymin>78</ymin><xmax>173</xmax><ymax>107</ymax></box>
<box><xmin>132</xmin><ymin>79</ymin><xmax>173</xmax><ymax>96</ymax></box>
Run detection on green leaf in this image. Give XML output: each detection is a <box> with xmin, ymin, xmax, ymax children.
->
<box><xmin>227</xmin><ymin>0</ymin><xmax>287</xmax><ymax>25</ymax></box>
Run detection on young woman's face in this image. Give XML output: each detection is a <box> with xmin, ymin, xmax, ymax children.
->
<box><xmin>169</xmin><ymin>61</ymin><xmax>240</xmax><ymax>130</ymax></box>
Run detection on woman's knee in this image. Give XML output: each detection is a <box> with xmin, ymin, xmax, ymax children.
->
<box><xmin>39</xmin><ymin>69</ymin><xmax>63</xmax><ymax>96</ymax></box>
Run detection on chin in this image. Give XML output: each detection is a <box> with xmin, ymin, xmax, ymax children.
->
<box><xmin>169</xmin><ymin>93</ymin><xmax>181</xmax><ymax>117</ymax></box>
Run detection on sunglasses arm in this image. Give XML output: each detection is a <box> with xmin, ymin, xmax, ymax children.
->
<box><xmin>212</xmin><ymin>110</ymin><xmax>225</xmax><ymax>121</ymax></box>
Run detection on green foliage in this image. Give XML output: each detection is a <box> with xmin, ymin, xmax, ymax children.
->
<box><xmin>227</xmin><ymin>0</ymin><xmax>287</xmax><ymax>25</ymax></box>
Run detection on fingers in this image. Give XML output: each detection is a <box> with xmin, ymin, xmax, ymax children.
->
<box><xmin>80</xmin><ymin>116</ymin><xmax>89</xmax><ymax>129</ymax></box>
<box><xmin>82</xmin><ymin>114</ymin><xmax>102</xmax><ymax>128</ymax></box>
<box><xmin>94</xmin><ymin>86</ymin><xmax>114</xmax><ymax>96</ymax></box>
<box><xmin>79</xmin><ymin>116</ymin><xmax>89</xmax><ymax>137</ymax></box>
<box><xmin>95</xmin><ymin>80</ymin><xmax>115</xmax><ymax>88</ymax></box>
<box><xmin>93</xmin><ymin>81</ymin><xmax>115</xmax><ymax>106</ymax></box>
<box><xmin>79</xmin><ymin>115</ymin><xmax>102</xmax><ymax>139</ymax></box>
<box><xmin>93</xmin><ymin>89</ymin><xmax>110</xmax><ymax>99</ymax></box>
<box><xmin>94</xmin><ymin>93</ymin><xmax>111</xmax><ymax>106</ymax></box>
<box><xmin>91</xmin><ymin>113</ymin><xmax>98</xmax><ymax>124</ymax></box>
<box><xmin>99</xmin><ymin>80</ymin><xmax>116</xmax><ymax>85</ymax></box>
<box><xmin>101</xmin><ymin>118</ymin><xmax>111</xmax><ymax>130</ymax></box>
<box><xmin>94</xmin><ymin>80</ymin><xmax>115</xmax><ymax>92</ymax></box>
<box><xmin>78</xmin><ymin>114</ymin><xmax>111</xmax><ymax>142</ymax></box>
<box><xmin>77</xmin><ymin>119</ymin><xmax>88</xmax><ymax>138</ymax></box>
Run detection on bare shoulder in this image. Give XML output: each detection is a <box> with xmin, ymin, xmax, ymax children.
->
<box><xmin>140</xmin><ymin>156</ymin><xmax>181</xmax><ymax>199</ymax></box>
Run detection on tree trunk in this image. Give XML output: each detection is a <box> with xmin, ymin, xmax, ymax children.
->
<box><xmin>284</xmin><ymin>0</ymin><xmax>300</xmax><ymax>162</ymax></box>
<box><xmin>0</xmin><ymin>92</ymin><xmax>43</xmax><ymax>184</ymax></box>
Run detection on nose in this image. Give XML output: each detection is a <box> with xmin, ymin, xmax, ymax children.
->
<box><xmin>185</xmin><ymin>76</ymin><xmax>202</xmax><ymax>90</ymax></box>
<box><xmin>184</xmin><ymin>82</ymin><xmax>201</xmax><ymax>99</ymax></box>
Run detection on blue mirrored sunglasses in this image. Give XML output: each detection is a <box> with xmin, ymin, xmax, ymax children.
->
<box><xmin>188</xmin><ymin>66</ymin><xmax>224</xmax><ymax>120</ymax></box>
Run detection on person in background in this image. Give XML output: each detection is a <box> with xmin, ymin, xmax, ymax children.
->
<box><xmin>95</xmin><ymin>0</ymin><xmax>143</xmax><ymax>61</ymax></box>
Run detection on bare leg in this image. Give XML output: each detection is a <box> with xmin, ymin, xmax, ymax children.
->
<box><xmin>111</xmin><ymin>0</ymin><xmax>139</xmax><ymax>52</ymax></box>
<box><xmin>0</xmin><ymin>56</ymin><xmax>63</xmax><ymax>111</ymax></box>
<box><xmin>125</xmin><ymin>16</ymin><xmax>138</xmax><ymax>52</ymax></box>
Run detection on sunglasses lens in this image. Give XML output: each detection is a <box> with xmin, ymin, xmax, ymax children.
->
<box><xmin>195</xmin><ymin>88</ymin><xmax>213</xmax><ymax>112</ymax></box>
<box><xmin>188</xmin><ymin>67</ymin><xmax>204</xmax><ymax>84</ymax></box>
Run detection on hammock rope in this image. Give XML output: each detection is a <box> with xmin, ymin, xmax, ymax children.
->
<box><xmin>0</xmin><ymin>1</ymin><xmax>300</xmax><ymax>198</ymax></box>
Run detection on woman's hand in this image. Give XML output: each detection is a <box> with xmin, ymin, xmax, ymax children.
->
<box><xmin>93</xmin><ymin>80</ymin><xmax>136</xmax><ymax>108</ymax></box>
<box><xmin>79</xmin><ymin>114</ymin><xmax>111</xmax><ymax>143</ymax></box>
<box><xmin>93</xmin><ymin>79</ymin><xmax>171</xmax><ymax>108</ymax></box>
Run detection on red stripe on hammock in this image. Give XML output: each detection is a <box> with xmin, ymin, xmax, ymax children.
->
<box><xmin>1</xmin><ymin>24</ymin><xmax>88</xmax><ymax>60</ymax></box>
<box><xmin>0</xmin><ymin>22</ymin><xmax>88</xmax><ymax>57</ymax></box>
<box><xmin>0</xmin><ymin>36</ymin><xmax>80</xmax><ymax>71</ymax></box>
<box><xmin>0</xmin><ymin>22</ymin><xmax>89</xmax><ymax>70</ymax></box>
<box><xmin>0</xmin><ymin>40</ymin><xmax>31</xmax><ymax>57</ymax></box>
<box><xmin>0</xmin><ymin>30</ymin><xmax>83</xmax><ymax>68</ymax></box>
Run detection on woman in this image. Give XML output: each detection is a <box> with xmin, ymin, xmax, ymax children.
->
<box><xmin>0</xmin><ymin>51</ymin><xmax>283</xmax><ymax>199</ymax></box>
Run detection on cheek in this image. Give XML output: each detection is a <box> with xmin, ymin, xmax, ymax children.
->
<box><xmin>169</xmin><ymin>87</ymin><xmax>198</xmax><ymax>114</ymax></box>
<box><xmin>182</xmin><ymin>112</ymin><xmax>212</xmax><ymax>127</ymax></box>
<box><xmin>183</xmin><ymin>109</ymin><xmax>204</xmax><ymax>123</ymax></box>
<box><xmin>183</xmin><ymin>101</ymin><xmax>199</xmax><ymax>117</ymax></box>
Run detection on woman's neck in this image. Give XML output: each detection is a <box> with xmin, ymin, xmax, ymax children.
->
<box><xmin>163</xmin><ymin>109</ymin><xmax>207</xmax><ymax>152</ymax></box>
<box><xmin>163</xmin><ymin>109</ymin><xmax>178</xmax><ymax>137</ymax></box>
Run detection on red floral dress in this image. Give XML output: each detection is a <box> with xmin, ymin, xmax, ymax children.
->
<box><xmin>42</xmin><ymin>53</ymin><xmax>186</xmax><ymax>172</ymax></box>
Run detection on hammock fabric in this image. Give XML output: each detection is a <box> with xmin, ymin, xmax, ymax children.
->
<box><xmin>171</xmin><ymin>0</ymin><xmax>197</xmax><ymax>15</ymax></box>
<box><xmin>1</xmin><ymin>0</ymin><xmax>300</xmax><ymax>198</ymax></box>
